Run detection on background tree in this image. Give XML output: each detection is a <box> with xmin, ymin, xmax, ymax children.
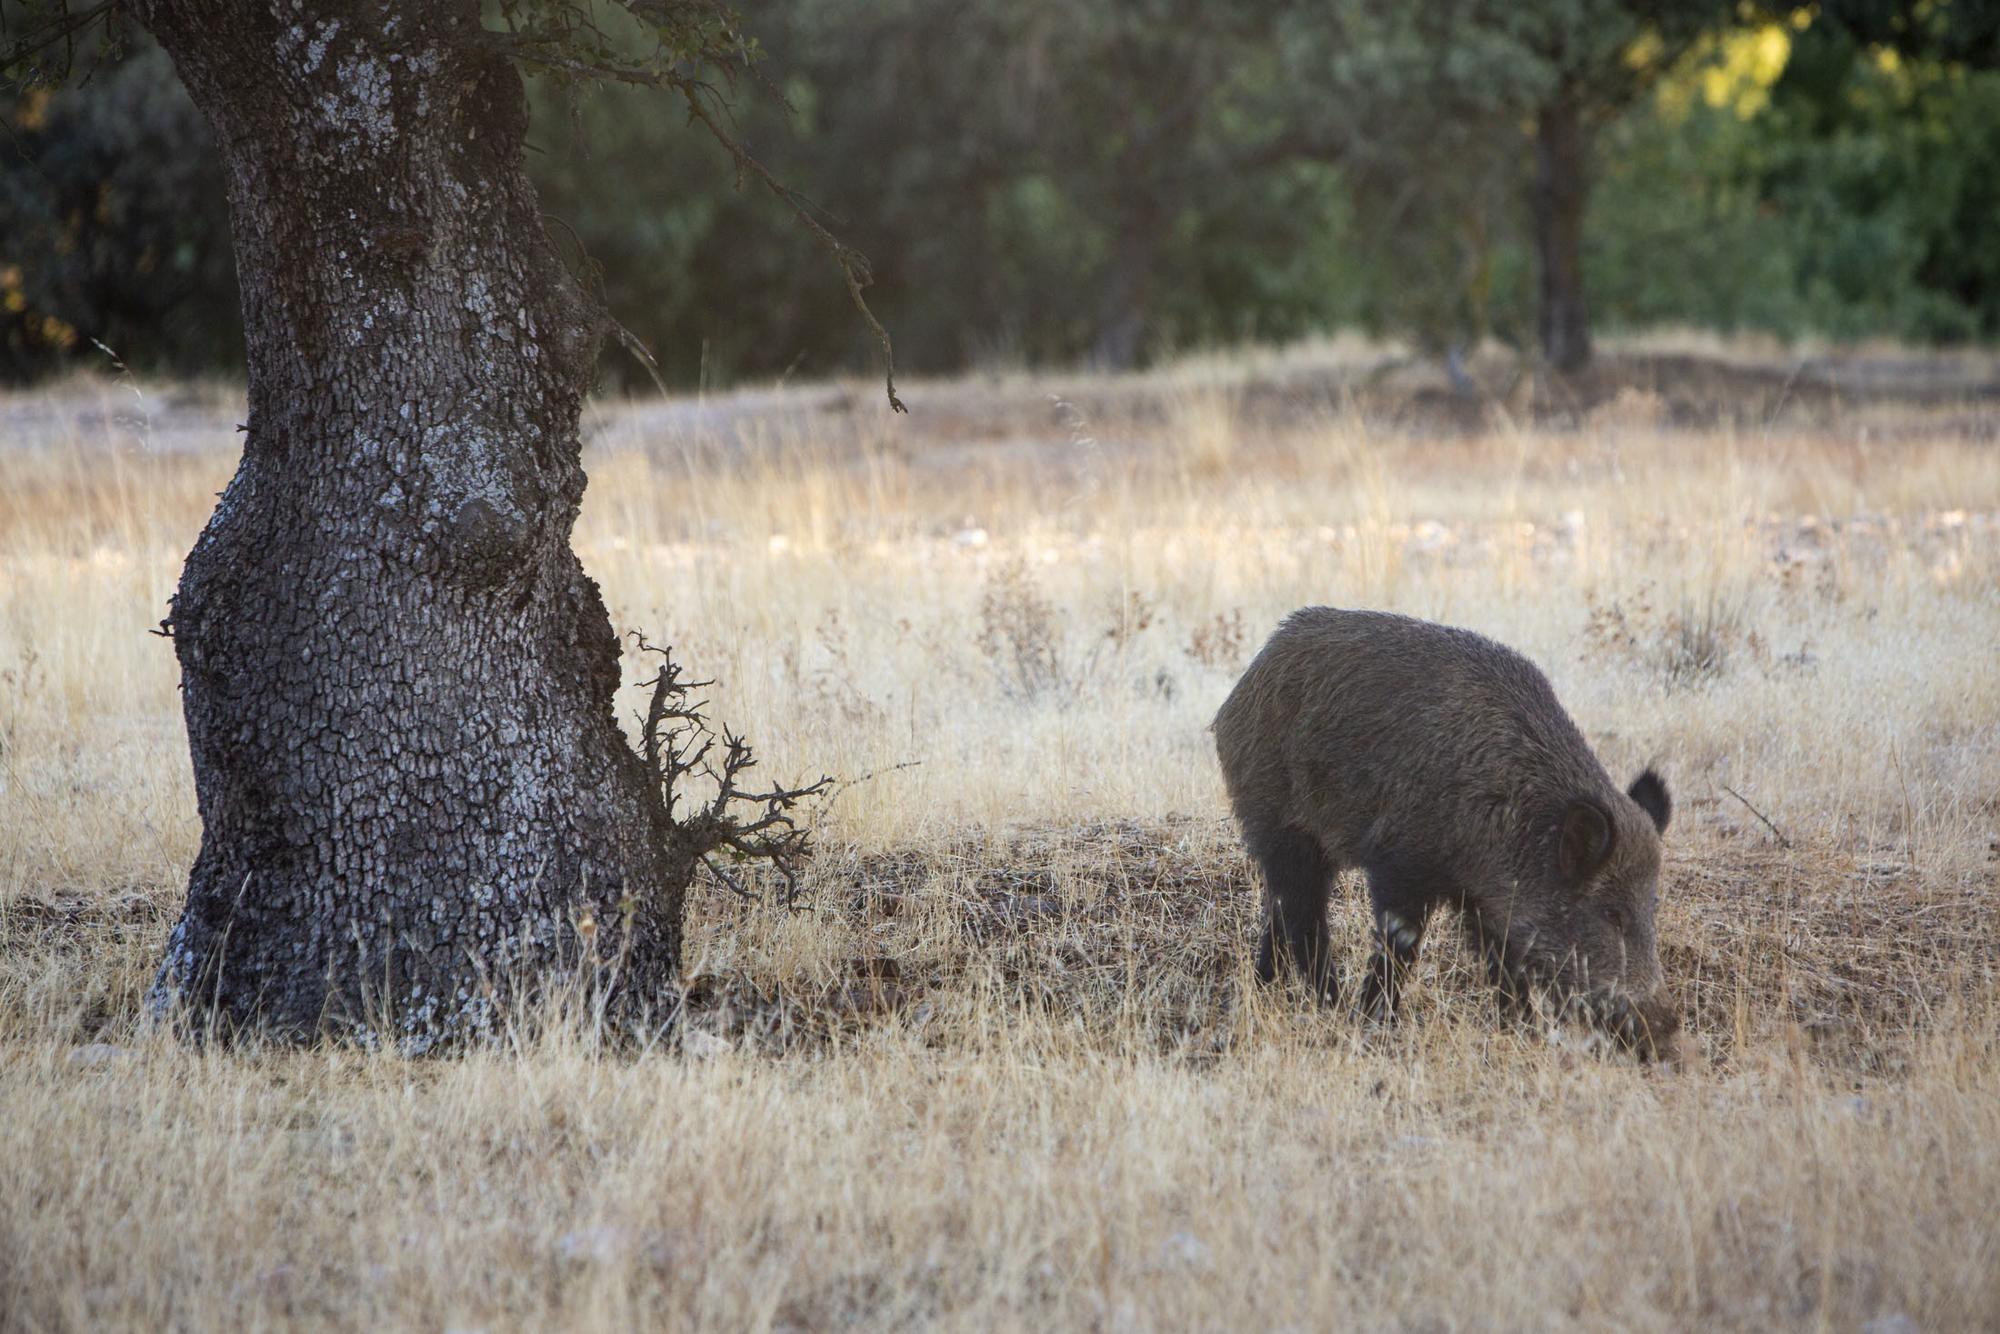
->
<box><xmin>526</xmin><ymin>0</ymin><xmax>1332</xmax><ymax>379</ymax></box>
<box><xmin>997</xmin><ymin>0</ymin><xmax>1287</xmax><ymax>368</ymax></box>
<box><xmin>1277</xmin><ymin>0</ymin><xmax>1738</xmax><ymax>377</ymax></box>
<box><xmin>8</xmin><ymin>2</ymin><xmax>1999</xmax><ymax>387</ymax></box>
<box><xmin>1273</xmin><ymin>2</ymin><xmax>1536</xmax><ymax>379</ymax></box>
<box><xmin>1513</xmin><ymin>0</ymin><xmax>1738</xmax><ymax>373</ymax></box>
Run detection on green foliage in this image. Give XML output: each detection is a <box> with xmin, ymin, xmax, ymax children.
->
<box><xmin>1590</xmin><ymin>16</ymin><xmax>2000</xmax><ymax>342</ymax></box>
<box><xmin>3</xmin><ymin>0</ymin><xmax>1998</xmax><ymax>386</ymax></box>
<box><xmin>1754</xmin><ymin>15</ymin><xmax>2000</xmax><ymax>339</ymax></box>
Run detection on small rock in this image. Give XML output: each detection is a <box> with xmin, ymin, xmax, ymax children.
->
<box><xmin>555</xmin><ymin>1226</ymin><xmax>628</xmax><ymax>1265</ymax></box>
<box><xmin>1409</xmin><ymin>519</ymin><xmax>1451</xmax><ymax>553</ymax></box>
<box><xmin>1154</xmin><ymin>1230</ymin><xmax>1213</xmax><ymax>1273</ymax></box>
<box><xmin>1861</xmin><ymin>1315</ymin><xmax>1920</xmax><ymax>1334</ymax></box>
<box><xmin>67</xmin><ymin>1043</ymin><xmax>134</xmax><ymax>1069</ymax></box>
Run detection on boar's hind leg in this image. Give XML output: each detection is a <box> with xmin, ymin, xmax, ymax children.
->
<box><xmin>1249</xmin><ymin>826</ymin><xmax>1339</xmax><ymax>1004</ymax></box>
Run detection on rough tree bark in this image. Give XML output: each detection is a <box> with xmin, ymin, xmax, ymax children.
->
<box><xmin>1531</xmin><ymin>89</ymin><xmax>1593</xmax><ymax>375</ymax></box>
<box><xmin>136</xmin><ymin>0</ymin><xmax>685</xmax><ymax>1043</ymax></box>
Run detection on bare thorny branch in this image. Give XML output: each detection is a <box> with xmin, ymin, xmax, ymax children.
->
<box><xmin>630</xmin><ymin>635</ymin><xmax>833</xmax><ymax>909</ymax></box>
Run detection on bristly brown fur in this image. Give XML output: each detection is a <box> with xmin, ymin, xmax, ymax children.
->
<box><xmin>1214</xmin><ymin>606</ymin><xmax>1680</xmax><ymax>1058</ymax></box>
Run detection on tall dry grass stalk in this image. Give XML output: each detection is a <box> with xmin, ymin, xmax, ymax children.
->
<box><xmin>1</xmin><ymin>350</ymin><xmax>1996</xmax><ymax>1329</ymax></box>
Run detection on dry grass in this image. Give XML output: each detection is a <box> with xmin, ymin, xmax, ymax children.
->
<box><xmin>2</xmin><ymin>345</ymin><xmax>1997</xmax><ymax>1330</ymax></box>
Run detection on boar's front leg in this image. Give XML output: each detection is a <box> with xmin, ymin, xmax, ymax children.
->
<box><xmin>1360</xmin><ymin>911</ymin><xmax>1429</xmax><ymax>1023</ymax></box>
<box><xmin>1248</xmin><ymin>826</ymin><xmax>1340</xmax><ymax>1005</ymax></box>
<box><xmin>1462</xmin><ymin>910</ymin><xmax>1536</xmax><ymax>1023</ymax></box>
<box><xmin>1359</xmin><ymin>861</ymin><xmax>1436</xmax><ymax>1021</ymax></box>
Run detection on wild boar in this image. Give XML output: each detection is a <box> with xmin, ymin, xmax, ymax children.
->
<box><xmin>1212</xmin><ymin>607</ymin><xmax>1680</xmax><ymax>1060</ymax></box>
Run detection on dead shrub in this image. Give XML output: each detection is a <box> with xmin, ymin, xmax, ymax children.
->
<box><xmin>1185</xmin><ymin>609</ymin><xmax>1248</xmax><ymax>670</ymax></box>
<box><xmin>1584</xmin><ymin>586</ymin><xmax>1766</xmax><ymax>690</ymax></box>
<box><xmin>977</xmin><ymin>559</ymin><xmax>1074</xmax><ymax>702</ymax></box>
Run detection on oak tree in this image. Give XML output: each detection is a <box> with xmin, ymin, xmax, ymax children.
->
<box><xmin>2</xmin><ymin>0</ymin><xmax>892</xmax><ymax>1044</ymax></box>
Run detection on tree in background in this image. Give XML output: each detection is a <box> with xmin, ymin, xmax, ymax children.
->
<box><xmin>530</xmin><ymin>0</ymin><xmax>1335</xmax><ymax>380</ymax></box>
<box><xmin>7</xmin><ymin>1</ymin><xmax>2000</xmax><ymax>389</ymax></box>
<box><xmin>1278</xmin><ymin>0</ymin><xmax>1738</xmax><ymax>376</ymax></box>
<box><xmin>1515</xmin><ymin>0</ymin><xmax>1738</xmax><ymax>373</ymax></box>
<box><xmin>532</xmin><ymin>0</ymin><xmax>1031</xmax><ymax>382</ymax></box>
<box><xmin>1273</xmin><ymin>2</ymin><xmax>1536</xmax><ymax>377</ymax></box>
<box><xmin>999</xmin><ymin>0</ymin><xmax>1288</xmax><ymax>368</ymax></box>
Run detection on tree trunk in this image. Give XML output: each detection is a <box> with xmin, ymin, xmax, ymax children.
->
<box><xmin>136</xmin><ymin>1</ymin><xmax>685</xmax><ymax>1044</ymax></box>
<box><xmin>1531</xmin><ymin>91</ymin><xmax>1593</xmax><ymax>375</ymax></box>
<box><xmin>1091</xmin><ymin>204</ymin><xmax>1162</xmax><ymax>371</ymax></box>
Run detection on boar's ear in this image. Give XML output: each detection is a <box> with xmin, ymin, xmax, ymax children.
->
<box><xmin>1558</xmin><ymin>799</ymin><xmax>1615</xmax><ymax>882</ymax></box>
<box><xmin>1627</xmin><ymin>769</ymin><xmax>1671</xmax><ymax>835</ymax></box>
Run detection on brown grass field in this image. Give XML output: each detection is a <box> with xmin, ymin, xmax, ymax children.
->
<box><xmin>1</xmin><ymin>339</ymin><xmax>1997</xmax><ymax>1330</ymax></box>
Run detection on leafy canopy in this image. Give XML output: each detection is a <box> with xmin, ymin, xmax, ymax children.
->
<box><xmin>1</xmin><ymin>0</ymin><xmax>906</xmax><ymax>408</ymax></box>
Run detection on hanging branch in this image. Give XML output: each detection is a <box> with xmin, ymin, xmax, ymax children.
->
<box><xmin>672</xmin><ymin>83</ymin><xmax>906</xmax><ymax>412</ymax></box>
<box><xmin>487</xmin><ymin>1</ymin><xmax>907</xmax><ymax>412</ymax></box>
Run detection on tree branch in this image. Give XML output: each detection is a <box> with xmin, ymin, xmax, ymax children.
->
<box><xmin>0</xmin><ymin>0</ymin><xmax>120</xmax><ymax>82</ymax></box>
<box><xmin>490</xmin><ymin>23</ymin><xmax>907</xmax><ymax>413</ymax></box>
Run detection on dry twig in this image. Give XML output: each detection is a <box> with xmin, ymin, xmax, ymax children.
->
<box><xmin>630</xmin><ymin>635</ymin><xmax>833</xmax><ymax>908</ymax></box>
<box><xmin>1720</xmin><ymin>783</ymin><xmax>1792</xmax><ymax>850</ymax></box>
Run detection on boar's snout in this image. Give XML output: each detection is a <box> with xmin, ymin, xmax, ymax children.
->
<box><xmin>1604</xmin><ymin>989</ymin><xmax>1682</xmax><ymax>1064</ymax></box>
